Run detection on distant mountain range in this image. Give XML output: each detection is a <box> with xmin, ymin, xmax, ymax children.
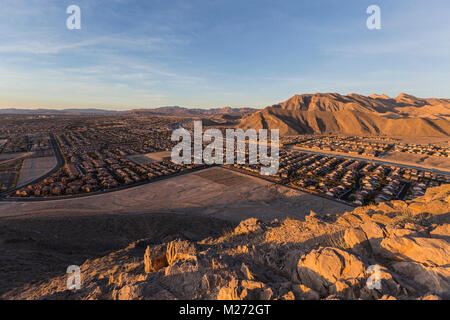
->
<box><xmin>238</xmin><ymin>93</ymin><xmax>450</xmax><ymax>137</ymax></box>
<box><xmin>127</xmin><ymin>106</ymin><xmax>257</xmax><ymax>116</ymax></box>
<box><xmin>0</xmin><ymin>106</ymin><xmax>257</xmax><ymax>116</ymax></box>
<box><xmin>0</xmin><ymin>108</ymin><xmax>120</xmax><ymax>115</ymax></box>
<box><xmin>3</xmin><ymin>93</ymin><xmax>449</xmax><ymax>137</ymax></box>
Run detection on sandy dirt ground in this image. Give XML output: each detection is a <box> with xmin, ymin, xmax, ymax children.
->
<box><xmin>396</xmin><ymin>136</ymin><xmax>450</xmax><ymax>147</ymax></box>
<box><xmin>0</xmin><ymin>152</ymin><xmax>32</xmax><ymax>164</ymax></box>
<box><xmin>16</xmin><ymin>156</ymin><xmax>57</xmax><ymax>187</ymax></box>
<box><xmin>381</xmin><ymin>151</ymin><xmax>450</xmax><ymax>170</ymax></box>
<box><xmin>127</xmin><ymin>151</ymin><xmax>172</xmax><ymax>164</ymax></box>
<box><xmin>0</xmin><ymin>167</ymin><xmax>351</xmax><ymax>221</ymax></box>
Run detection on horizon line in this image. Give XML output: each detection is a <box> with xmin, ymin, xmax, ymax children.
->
<box><xmin>0</xmin><ymin>91</ymin><xmax>448</xmax><ymax>112</ymax></box>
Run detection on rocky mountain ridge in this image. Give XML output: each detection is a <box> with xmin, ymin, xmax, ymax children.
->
<box><xmin>238</xmin><ymin>93</ymin><xmax>450</xmax><ymax>136</ymax></box>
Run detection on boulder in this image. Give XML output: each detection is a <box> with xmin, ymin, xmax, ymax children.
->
<box><xmin>296</xmin><ymin>247</ymin><xmax>366</xmax><ymax>296</ymax></box>
<box><xmin>116</xmin><ymin>283</ymin><xmax>144</xmax><ymax>300</ymax></box>
<box><xmin>420</xmin><ymin>294</ymin><xmax>441</xmax><ymax>300</ymax></box>
<box><xmin>259</xmin><ymin>287</ymin><xmax>273</xmax><ymax>300</ymax></box>
<box><xmin>359</xmin><ymin>221</ymin><xmax>386</xmax><ymax>254</ymax></box>
<box><xmin>216</xmin><ymin>278</ymin><xmax>240</xmax><ymax>300</ymax></box>
<box><xmin>240</xmin><ymin>263</ymin><xmax>255</xmax><ymax>280</ymax></box>
<box><xmin>166</xmin><ymin>239</ymin><xmax>197</xmax><ymax>265</ymax></box>
<box><xmin>385</xmin><ymin>223</ymin><xmax>426</xmax><ymax>238</ymax></box>
<box><xmin>336</xmin><ymin>213</ymin><xmax>364</xmax><ymax>226</ymax></box>
<box><xmin>234</xmin><ymin>218</ymin><xmax>263</xmax><ymax>235</ymax></box>
<box><xmin>292</xmin><ymin>284</ymin><xmax>320</xmax><ymax>300</ymax></box>
<box><xmin>392</xmin><ymin>261</ymin><xmax>450</xmax><ymax>297</ymax></box>
<box><xmin>379</xmin><ymin>236</ymin><xmax>450</xmax><ymax>266</ymax></box>
<box><xmin>380</xmin><ymin>294</ymin><xmax>397</xmax><ymax>300</ymax></box>
<box><xmin>430</xmin><ymin>224</ymin><xmax>450</xmax><ymax>240</ymax></box>
<box><xmin>144</xmin><ymin>245</ymin><xmax>168</xmax><ymax>273</ymax></box>
<box><xmin>364</xmin><ymin>264</ymin><xmax>402</xmax><ymax>297</ymax></box>
<box><xmin>281</xmin><ymin>291</ymin><xmax>295</xmax><ymax>300</ymax></box>
<box><xmin>241</xmin><ymin>280</ymin><xmax>265</xmax><ymax>290</ymax></box>
<box><xmin>371</xmin><ymin>213</ymin><xmax>395</xmax><ymax>226</ymax></box>
<box><xmin>330</xmin><ymin>280</ymin><xmax>355</xmax><ymax>299</ymax></box>
<box><xmin>344</xmin><ymin>227</ymin><xmax>372</xmax><ymax>256</ymax></box>
<box><xmin>408</xmin><ymin>199</ymin><xmax>449</xmax><ymax>216</ymax></box>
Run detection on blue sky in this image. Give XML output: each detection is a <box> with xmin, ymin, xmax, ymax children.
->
<box><xmin>0</xmin><ymin>0</ymin><xmax>449</xmax><ymax>109</ymax></box>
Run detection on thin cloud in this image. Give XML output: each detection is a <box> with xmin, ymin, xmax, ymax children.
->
<box><xmin>0</xmin><ymin>35</ymin><xmax>175</xmax><ymax>55</ymax></box>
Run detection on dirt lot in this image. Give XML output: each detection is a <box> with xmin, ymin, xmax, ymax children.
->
<box><xmin>381</xmin><ymin>151</ymin><xmax>450</xmax><ymax>171</ymax></box>
<box><xmin>16</xmin><ymin>156</ymin><xmax>57</xmax><ymax>187</ymax></box>
<box><xmin>0</xmin><ymin>167</ymin><xmax>351</xmax><ymax>221</ymax></box>
<box><xmin>127</xmin><ymin>151</ymin><xmax>172</xmax><ymax>165</ymax></box>
<box><xmin>396</xmin><ymin>136</ymin><xmax>450</xmax><ymax>147</ymax></box>
<box><xmin>0</xmin><ymin>152</ymin><xmax>31</xmax><ymax>164</ymax></box>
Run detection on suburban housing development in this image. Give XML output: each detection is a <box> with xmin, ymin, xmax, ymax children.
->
<box><xmin>1</xmin><ymin>114</ymin><xmax>448</xmax><ymax>209</ymax></box>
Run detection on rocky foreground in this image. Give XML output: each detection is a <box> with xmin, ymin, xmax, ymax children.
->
<box><xmin>6</xmin><ymin>185</ymin><xmax>449</xmax><ymax>300</ymax></box>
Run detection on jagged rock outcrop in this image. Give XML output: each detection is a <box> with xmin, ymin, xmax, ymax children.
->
<box><xmin>296</xmin><ymin>247</ymin><xmax>367</xmax><ymax>298</ymax></box>
<box><xmin>4</xmin><ymin>184</ymin><xmax>449</xmax><ymax>300</ymax></box>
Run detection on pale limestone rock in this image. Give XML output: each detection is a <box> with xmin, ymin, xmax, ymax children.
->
<box><xmin>365</xmin><ymin>264</ymin><xmax>402</xmax><ymax>297</ymax></box>
<box><xmin>344</xmin><ymin>227</ymin><xmax>372</xmax><ymax>256</ymax></box>
<box><xmin>297</xmin><ymin>247</ymin><xmax>366</xmax><ymax>296</ymax></box>
<box><xmin>380</xmin><ymin>236</ymin><xmax>450</xmax><ymax>266</ymax></box>
<box><xmin>390</xmin><ymin>200</ymin><xmax>408</xmax><ymax>211</ymax></box>
<box><xmin>216</xmin><ymin>278</ymin><xmax>240</xmax><ymax>300</ymax></box>
<box><xmin>330</xmin><ymin>280</ymin><xmax>354</xmax><ymax>299</ymax></box>
<box><xmin>385</xmin><ymin>223</ymin><xmax>426</xmax><ymax>238</ymax></box>
<box><xmin>240</xmin><ymin>263</ymin><xmax>255</xmax><ymax>280</ymax></box>
<box><xmin>241</xmin><ymin>280</ymin><xmax>265</xmax><ymax>290</ymax></box>
<box><xmin>337</xmin><ymin>213</ymin><xmax>364</xmax><ymax>226</ymax></box>
<box><xmin>430</xmin><ymin>224</ymin><xmax>450</xmax><ymax>239</ymax></box>
<box><xmin>371</xmin><ymin>213</ymin><xmax>395</xmax><ymax>226</ymax></box>
<box><xmin>281</xmin><ymin>291</ymin><xmax>295</xmax><ymax>300</ymax></box>
<box><xmin>392</xmin><ymin>261</ymin><xmax>450</xmax><ymax>297</ymax></box>
<box><xmin>201</xmin><ymin>274</ymin><xmax>210</xmax><ymax>292</ymax></box>
<box><xmin>420</xmin><ymin>294</ymin><xmax>441</xmax><ymax>300</ymax></box>
<box><xmin>166</xmin><ymin>239</ymin><xmax>197</xmax><ymax>265</ymax></box>
<box><xmin>359</xmin><ymin>221</ymin><xmax>386</xmax><ymax>254</ymax></box>
<box><xmin>259</xmin><ymin>287</ymin><xmax>273</xmax><ymax>300</ymax></box>
<box><xmin>233</xmin><ymin>218</ymin><xmax>263</xmax><ymax>235</ymax></box>
<box><xmin>117</xmin><ymin>283</ymin><xmax>144</xmax><ymax>300</ymax></box>
<box><xmin>380</xmin><ymin>294</ymin><xmax>397</xmax><ymax>300</ymax></box>
<box><xmin>408</xmin><ymin>199</ymin><xmax>449</xmax><ymax>216</ymax></box>
<box><xmin>375</xmin><ymin>202</ymin><xmax>395</xmax><ymax>214</ymax></box>
<box><xmin>144</xmin><ymin>245</ymin><xmax>168</xmax><ymax>273</ymax></box>
<box><xmin>11</xmin><ymin>184</ymin><xmax>450</xmax><ymax>301</ymax></box>
<box><xmin>408</xmin><ymin>202</ymin><xmax>428</xmax><ymax>215</ymax></box>
<box><xmin>292</xmin><ymin>284</ymin><xmax>320</xmax><ymax>300</ymax></box>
